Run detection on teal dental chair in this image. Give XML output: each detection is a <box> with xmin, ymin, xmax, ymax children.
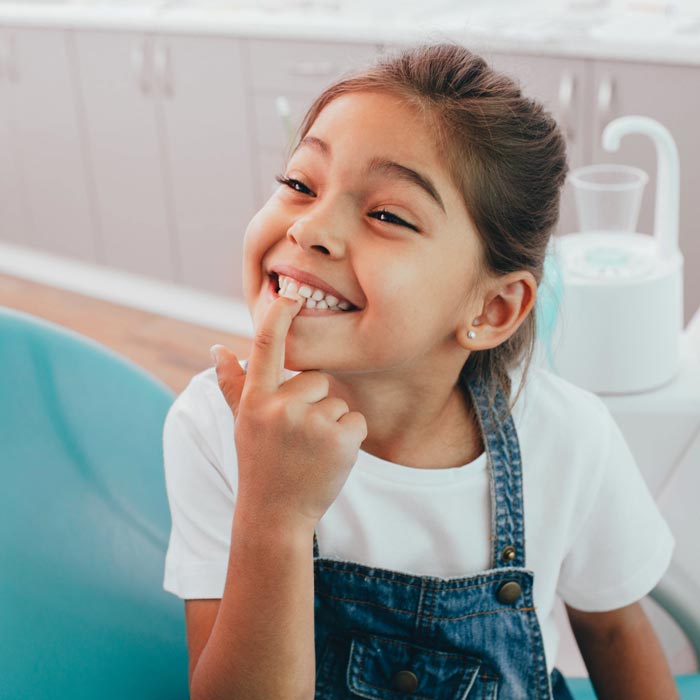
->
<box><xmin>0</xmin><ymin>306</ymin><xmax>187</xmax><ymax>699</ymax></box>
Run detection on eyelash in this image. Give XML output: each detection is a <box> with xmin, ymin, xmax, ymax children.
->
<box><xmin>274</xmin><ymin>174</ymin><xmax>420</xmax><ymax>232</ymax></box>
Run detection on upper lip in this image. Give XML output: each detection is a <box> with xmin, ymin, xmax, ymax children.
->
<box><xmin>268</xmin><ymin>264</ymin><xmax>357</xmax><ymax>307</ymax></box>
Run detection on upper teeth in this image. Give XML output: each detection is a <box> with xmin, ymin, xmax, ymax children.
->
<box><xmin>278</xmin><ymin>275</ymin><xmax>352</xmax><ymax>310</ymax></box>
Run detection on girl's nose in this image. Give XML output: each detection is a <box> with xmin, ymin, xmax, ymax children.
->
<box><xmin>286</xmin><ymin>212</ymin><xmax>348</xmax><ymax>258</ymax></box>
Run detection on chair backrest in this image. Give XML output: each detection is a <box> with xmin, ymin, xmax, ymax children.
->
<box><xmin>0</xmin><ymin>307</ymin><xmax>188</xmax><ymax>699</ymax></box>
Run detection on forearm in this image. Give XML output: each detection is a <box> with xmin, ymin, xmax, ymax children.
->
<box><xmin>190</xmin><ymin>502</ymin><xmax>316</xmax><ymax>700</ymax></box>
<box><xmin>573</xmin><ymin>607</ymin><xmax>679</xmax><ymax>700</ymax></box>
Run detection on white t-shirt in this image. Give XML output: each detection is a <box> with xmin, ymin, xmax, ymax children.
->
<box><xmin>162</xmin><ymin>362</ymin><xmax>675</xmax><ymax>675</ymax></box>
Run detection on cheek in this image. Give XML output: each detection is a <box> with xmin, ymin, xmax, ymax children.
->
<box><xmin>242</xmin><ymin>208</ymin><xmax>283</xmax><ymax>289</ymax></box>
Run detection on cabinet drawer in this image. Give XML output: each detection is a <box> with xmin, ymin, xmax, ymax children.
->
<box><xmin>246</xmin><ymin>38</ymin><xmax>379</xmax><ymax>94</ymax></box>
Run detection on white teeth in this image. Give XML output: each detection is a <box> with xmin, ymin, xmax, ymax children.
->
<box><xmin>276</xmin><ymin>274</ymin><xmax>353</xmax><ymax>311</ymax></box>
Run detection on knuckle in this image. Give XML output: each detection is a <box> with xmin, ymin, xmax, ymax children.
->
<box><xmin>308</xmin><ymin>408</ymin><xmax>328</xmax><ymax>433</ymax></box>
<box><xmin>315</xmin><ymin>371</ymin><xmax>331</xmax><ymax>392</ymax></box>
<box><xmin>325</xmin><ymin>427</ymin><xmax>344</xmax><ymax>452</ymax></box>
<box><xmin>253</xmin><ymin>328</ymin><xmax>276</xmax><ymax>352</ymax></box>
<box><xmin>278</xmin><ymin>398</ymin><xmax>298</xmax><ymax>424</ymax></box>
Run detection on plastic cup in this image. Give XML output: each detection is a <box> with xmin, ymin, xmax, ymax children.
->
<box><xmin>569</xmin><ymin>164</ymin><xmax>649</xmax><ymax>233</ymax></box>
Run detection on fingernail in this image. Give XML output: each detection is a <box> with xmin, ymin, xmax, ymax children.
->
<box><xmin>210</xmin><ymin>344</ymin><xmax>222</xmax><ymax>365</ymax></box>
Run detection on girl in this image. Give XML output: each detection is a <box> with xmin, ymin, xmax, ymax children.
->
<box><xmin>162</xmin><ymin>43</ymin><xmax>678</xmax><ymax>700</ymax></box>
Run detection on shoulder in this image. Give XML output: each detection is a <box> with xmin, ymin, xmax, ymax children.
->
<box><xmin>163</xmin><ymin>366</ymin><xmax>237</xmax><ymax>487</ymax></box>
<box><xmin>512</xmin><ymin>364</ymin><xmax>625</xmax><ymax>518</ymax></box>
<box><xmin>166</xmin><ymin>366</ymin><xmax>228</xmax><ymax>433</ymax></box>
<box><xmin>512</xmin><ymin>364</ymin><xmax>615</xmax><ymax>442</ymax></box>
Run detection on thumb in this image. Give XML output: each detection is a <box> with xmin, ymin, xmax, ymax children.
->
<box><xmin>210</xmin><ymin>344</ymin><xmax>246</xmax><ymax>415</ymax></box>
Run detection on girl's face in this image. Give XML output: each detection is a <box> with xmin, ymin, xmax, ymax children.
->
<box><xmin>242</xmin><ymin>90</ymin><xmax>484</xmax><ymax>376</ymax></box>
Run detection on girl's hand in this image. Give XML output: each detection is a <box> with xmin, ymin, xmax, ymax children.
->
<box><xmin>211</xmin><ymin>294</ymin><xmax>368</xmax><ymax>531</ymax></box>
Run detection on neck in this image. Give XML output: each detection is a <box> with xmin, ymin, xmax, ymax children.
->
<box><xmin>325</xmin><ymin>365</ymin><xmax>484</xmax><ymax>470</ymax></box>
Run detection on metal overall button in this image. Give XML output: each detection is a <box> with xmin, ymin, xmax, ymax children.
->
<box><xmin>500</xmin><ymin>545</ymin><xmax>516</xmax><ymax>562</ymax></box>
<box><xmin>496</xmin><ymin>580</ymin><xmax>522</xmax><ymax>604</ymax></box>
<box><xmin>392</xmin><ymin>669</ymin><xmax>419</xmax><ymax>693</ymax></box>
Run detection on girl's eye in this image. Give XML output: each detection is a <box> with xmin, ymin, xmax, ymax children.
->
<box><xmin>275</xmin><ymin>174</ymin><xmax>315</xmax><ymax>196</ymax></box>
<box><xmin>275</xmin><ymin>174</ymin><xmax>418</xmax><ymax>232</ymax></box>
<box><xmin>370</xmin><ymin>210</ymin><xmax>419</xmax><ymax>232</ymax></box>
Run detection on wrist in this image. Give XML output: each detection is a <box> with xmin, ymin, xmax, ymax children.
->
<box><xmin>233</xmin><ymin>496</ymin><xmax>318</xmax><ymax>543</ymax></box>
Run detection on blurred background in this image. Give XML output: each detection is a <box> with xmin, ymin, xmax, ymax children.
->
<box><xmin>1</xmin><ymin>0</ymin><xmax>699</xmax><ymax>689</ymax></box>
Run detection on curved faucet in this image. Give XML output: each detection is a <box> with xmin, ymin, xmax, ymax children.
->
<box><xmin>602</xmin><ymin>116</ymin><xmax>680</xmax><ymax>262</ymax></box>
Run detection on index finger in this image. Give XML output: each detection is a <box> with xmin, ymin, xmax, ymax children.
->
<box><xmin>245</xmin><ymin>291</ymin><xmax>304</xmax><ymax>393</ymax></box>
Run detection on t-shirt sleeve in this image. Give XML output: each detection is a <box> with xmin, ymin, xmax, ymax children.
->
<box><xmin>162</xmin><ymin>374</ymin><xmax>236</xmax><ymax>600</ymax></box>
<box><xmin>556</xmin><ymin>405</ymin><xmax>675</xmax><ymax>612</ymax></box>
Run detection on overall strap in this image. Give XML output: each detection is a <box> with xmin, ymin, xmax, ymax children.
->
<box><xmin>467</xmin><ymin>374</ymin><xmax>526</xmax><ymax>570</ymax></box>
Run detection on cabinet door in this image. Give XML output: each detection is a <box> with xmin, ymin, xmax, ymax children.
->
<box><xmin>485</xmin><ymin>52</ymin><xmax>591</xmax><ymax>237</ymax></box>
<box><xmin>0</xmin><ymin>29</ymin><xmax>29</xmax><ymax>248</ymax></box>
<box><xmin>156</xmin><ymin>35</ymin><xmax>255</xmax><ymax>299</ymax></box>
<box><xmin>4</xmin><ymin>28</ymin><xmax>95</xmax><ymax>261</ymax></box>
<box><xmin>590</xmin><ymin>60</ymin><xmax>700</xmax><ymax>327</ymax></box>
<box><xmin>73</xmin><ymin>31</ymin><xmax>177</xmax><ymax>282</ymax></box>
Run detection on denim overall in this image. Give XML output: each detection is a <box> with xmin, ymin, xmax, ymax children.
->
<box><xmin>312</xmin><ymin>374</ymin><xmax>575</xmax><ymax>700</ymax></box>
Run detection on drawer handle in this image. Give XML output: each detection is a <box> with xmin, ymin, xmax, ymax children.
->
<box><xmin>558</xmin><ymin>72</ymin><xmax>576</xmax><ymax>144</ymax></box>
<box><xmin>291</xmin><ymin>60</ymin><xmax>335</xmax><ymax>77</ymax></box>
<box><xmin>130</xmin><ymin>39</ymin><xmax>151</xmax><ymax>95</ymax></box>
<box><xmin>275</xmin><ymin>95</ymin><xmax>295</xmax><ymax>149</ymax></box>
<box><xmin>597</xmin><ymin>76</ymin><xmax>615</xmax><ymax>121</ymax></box>
<box><xmin>154</xmin><ymin>43</ymin><xmax>173</xmax><ymax>97</ymax></box>
<box><xmin>1</xmin><ymin>33</ymin><xmax>18</xmax><ymax>83</ymax></box>
<box><xmin>0</xmin><ymin>37</ymin><xmax>7</xmax><ymax>81</ymax></box>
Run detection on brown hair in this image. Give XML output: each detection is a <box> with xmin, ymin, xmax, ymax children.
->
<box><xmin>291</xmin><ymin>42</ymin><xmax>569</xmax><ymax>420</ymax></box>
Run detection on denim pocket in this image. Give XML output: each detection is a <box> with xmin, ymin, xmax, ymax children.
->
<box><xmin>345</xmin><ymin>633</ymin><xmax>492</xmax><ymax>700</ymax></box>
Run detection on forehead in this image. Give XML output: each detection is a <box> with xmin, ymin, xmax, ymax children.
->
<box><xmin>303</xmin><ymin>91</ymin><xmax>444</xmax><ymax>174</ymax></box>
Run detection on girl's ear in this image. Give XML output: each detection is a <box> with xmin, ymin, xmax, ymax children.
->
<box><xmin>457</xmin><ymin>272</ymin><xmax>537</xmax><ymax>350</ymax></box>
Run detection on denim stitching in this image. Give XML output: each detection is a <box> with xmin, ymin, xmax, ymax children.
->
<box><xmin>315</xmin><ymin>565</ymin><xmax>533</xmax><ymax>590</ymax></box>
<box><xmin>428</xmin><ymin>606</ymin><xmax>536</xmax><ymax>622</ymax></box>
<box><xmin>524</xmin><ymin>605</ymin><xmax>544</xmax><ymax>700</ymax></box>
<box><xmin>315</xmin><ymin>591</ymin><xmax>415</xmax><ymax>614</ymax></box>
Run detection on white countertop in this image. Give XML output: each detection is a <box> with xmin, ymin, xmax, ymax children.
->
<box><xmin>0</xmin><ymin>1</ymin><xmax>699</xmax><ymax>66</ymax></box>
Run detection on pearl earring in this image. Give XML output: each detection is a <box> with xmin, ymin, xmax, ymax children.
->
<box><xmin>468</xmin><ymin>330</ymin><xmax>477</xmax><ymax>339</ymax></box>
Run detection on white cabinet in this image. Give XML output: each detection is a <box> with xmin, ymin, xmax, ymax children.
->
<box><xmin>74</xmin><ymin>31</ymin><xmax>176</xmax><ymax>283</ymax></box>
<box><xmin>74</xmin><ymin>31</ymin><xmax>256</xmax><ymax>297</ymax></box>
<box><xmin>0</xmin><ymin>29</ymin><xmax>27</xmax><ymax>248</ymax></box>
<box><xmin>0</xmin><ymin>27</ymin><xmax>95</xmax><ymax>262</ymax></box>
<box><xmin>244</xmin><ymin>38</ymin><xmax>381</xmax><ymax>209</ymax></box>
<box><xmin>157</xmin><ymin>35</ymin><xmax>255</xmax><ymax>298</ymax></box>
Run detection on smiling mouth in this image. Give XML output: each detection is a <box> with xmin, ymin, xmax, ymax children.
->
<box><xmin>269</xmin><ymin>273</ymin><xmax>359</xmax><ymax>312</ymax></box>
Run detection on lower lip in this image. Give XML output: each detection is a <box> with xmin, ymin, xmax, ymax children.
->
<box><xmin>267</xmin><ymin>277</ymin><xmax>355</xmax><ymax>316</ymax></box>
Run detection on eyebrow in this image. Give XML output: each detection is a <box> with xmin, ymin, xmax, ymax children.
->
<box><xmin>293</xmin><ymin>135</ymin><xmax>446</xmax><ymax>213</ymax></box>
